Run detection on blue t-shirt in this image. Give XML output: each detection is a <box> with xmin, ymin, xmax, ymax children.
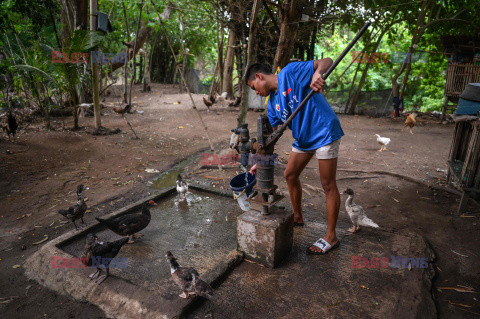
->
<box><xmin>267</xmin><ymin>61</ymin><xmax>344</xmax><ymax>151</ymax></box>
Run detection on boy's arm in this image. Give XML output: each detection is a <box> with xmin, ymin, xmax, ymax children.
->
<box><xmin>311</xmin><ymin>58</ymin><xmax>333</xmax><ymax>93</ymax></box>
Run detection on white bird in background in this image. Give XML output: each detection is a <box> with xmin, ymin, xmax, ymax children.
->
<box><xmin>342</xmin><ymin>188</ymin><xmax>379</xmax><ymax>233</ymax></box>
<box><xmin>176</xmin><ymin>175</ymin><xmax>188</xmax><ymax>201</ymax></box>
<box><xmin>375</xmin><ymin>134</ymin><xmax>391</xmax><ymax>152</ymax></box>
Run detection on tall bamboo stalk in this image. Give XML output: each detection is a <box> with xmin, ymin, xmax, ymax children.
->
<box><xmin>90</xmin><ymin>0</ymin><xmax>101</xmax><ymax>129</ymax></box>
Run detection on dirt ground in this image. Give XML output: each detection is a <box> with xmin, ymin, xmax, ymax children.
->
<box><xmin>0</xmin><ymin>83</ymin><xmax>478</xmax><ymax>318</ymax></box>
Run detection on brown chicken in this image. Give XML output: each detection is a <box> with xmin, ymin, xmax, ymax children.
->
<box><xmin>113</xmin><ymin>104</ymin><xmax>131</xmax><ymax>115</ymax></box>
<box><xmin>3</xmin><ymin>111</ymin><xmax>18</xmax><ymax>140</ymax></box>
<box><xmin>202</xmin><ymin>96</ymin><xmax>213</xmax><ymax>111</ymax></box>
<box><xmin>402</xmin><ymin>113</ymin><xmax>417</xmax><ymax>134</ymax></box>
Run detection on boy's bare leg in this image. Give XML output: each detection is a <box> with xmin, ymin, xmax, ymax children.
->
<box><xmin>308</xmin><ymin>158</ymin><xmax>340</xmax><ymax>253</ymax></box>
<box><xmin>284</xmin><ymin>152</ymin><xmax>314</xmax><ymax>225</ymax></box>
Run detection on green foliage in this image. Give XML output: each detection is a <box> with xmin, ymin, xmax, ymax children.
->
<box><xmin>419</xmin><ymin>96</ymin><xmax>444</xmax><ymax>112</ymax></box>
<box><xmin>1</xmin><ymin>0</ymin><xmax>478</xmax><ymax>117</ymax></box>
<box><xmin>319</xmin><ymin>19</ymin><xmax>457</xmax><ymax>112</ymax></box>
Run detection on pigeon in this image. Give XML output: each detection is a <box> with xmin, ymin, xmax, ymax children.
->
<box><xmin>341</xmin><ymin>188</ymin><xmax>379</xmax><ymax>233</ymax></box>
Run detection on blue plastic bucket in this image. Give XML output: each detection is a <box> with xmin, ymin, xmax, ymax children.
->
<box><xmin>230</xmin><ymin>172</ymin><xmax>256</xmax><ymax>211</ymax></box>
<box><xmin>230</xmin><ymin>172</ymin><xmax>256</xmax><ymax>195</ymax></box>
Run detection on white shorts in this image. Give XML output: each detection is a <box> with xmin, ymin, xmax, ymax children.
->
<box><xmin>292</xmin><ymin>138</ymin><xmax>341</xmax><ymax>159</ymax></box>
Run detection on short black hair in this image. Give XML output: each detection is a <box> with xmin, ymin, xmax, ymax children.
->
<box><xmin>245</xmin><ymin>63</ymin><xmax>273</xmax><ymax>85</ymax></box>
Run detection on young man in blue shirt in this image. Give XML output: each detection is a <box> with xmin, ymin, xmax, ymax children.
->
<box><xmin>246</xmin><ymin>60</ymin><xmax>343</xmax><ymax>255</ymax></box>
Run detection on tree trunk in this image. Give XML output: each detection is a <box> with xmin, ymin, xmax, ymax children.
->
<box><xmin>223</xmin><ymin>31</ymin><xmax>236</xmax><ymax>99</ymax></box>
<box><xmin>108</xmin><ymin>26</ymin><xmax>153</xmax><ymax>74</ymax></box>
<box><xmin>129</xmin><ymin>0</ymin><xmax>144</xmax><ymax>106</ymax></box>
<box><xmin>90</xmin><ymin>0</ymin><xmax>101</xmax><ymax>129</ymax></box>
<box><xmin>123</xmin><ymin>49</ymin><xmax>128</xmax><ymax>103</ymax></box>
<box><xmin>60</xmin><ymin>0</ymin><xmax>86</xmax><ymax>129</ymax></box>
<box><xmin>209</xmin><ymin>26</ymin><xmax>225</xmax><ymax>98</ymax></box>
<box><xmin>122</xmin><ymin>0</ymin><xmax>130</xmax><ymax>103</ymax></box>
<box><xmin>133</xmin><ymin>56</ymin><xmax>137</xmax><ymax>84</ymax></box>
<box><xmin>238</xmin><ymin>0</ymin><xmax>261</xmax><ymax>126</ymax></box>
<box><xmin>348</xmin><ymin>19</ymin><xmax>394</xmax><ymax>114</ymax></box>
<box><xmin>273</xmin><ymin>0</ymin><xmax>302</xmax><ymax>71</ymax></box>
<box><xmin>143</xmin><ymin>43</ymin><xmax>150</xmax><ymax>92</ymax></box>
<box><xmin>234</xmin><ymin>41</ymin><xmax>243</xmax><ymax>97</ymax></box>
<box><xmin>138</xmin><ymin>55</ymin><xmax>143</xmax><ymax>84</ymax></box>
<box><xmin>307</xmin><ymin>24</ymin><xmax>318</xmax><ymax>60</ymax></box>
<box><xmin>74</xmin><ymin>0</ymin><xmax>88</xmax><ymax>29</ymax></box>
<box><xmin>392</xmin><ymin>0</ymin><xmax>431</xmax><ymax>101</ymax></box>
<box><xmin>345</xmin><ymin>62</ymin><xmax>361</xmax><ymax>113</ymax></box>
<box><xmin>218</xmin><ymin>24</ymin><xmax>225</xmax><ymax>94</ymax></box>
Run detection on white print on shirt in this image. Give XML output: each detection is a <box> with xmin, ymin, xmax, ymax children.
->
<box><xmin>281</xmin><ymin>108</ymin><xmax>289</xmax><ymax>122</ymax></box>
<box><xmin>281</xmin><ymin>95</ymin><xmax>300</xmax><ymax>122</ymax></box>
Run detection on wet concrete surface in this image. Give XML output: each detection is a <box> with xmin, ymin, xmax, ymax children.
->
<box><xmin>60</xmin><ymin>189</ymin><xmax>242</xmax><ymax>295</ymax></box>
<box><xmin>189</xmin><ymin>221</ymin><xmax>436</xmax><ymax>318</ymax></box>
<box><xmin>25</xmin><ymin>167</ymin><xmax>477</xmax><ymax>318</ymax></box>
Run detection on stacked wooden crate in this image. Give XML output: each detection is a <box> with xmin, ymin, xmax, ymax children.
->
<box><xmin>447</xmin><ymin>117</ymin><xmax>480</xmax><ymax>213</ymax></box>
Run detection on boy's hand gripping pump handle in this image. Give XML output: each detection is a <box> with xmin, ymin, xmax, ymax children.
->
<box><xmin>263</xmin><ymin>22</ymin><xmax>371</xmax><ymax>149</ymax></box>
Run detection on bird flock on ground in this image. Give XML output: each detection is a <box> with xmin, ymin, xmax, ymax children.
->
<box><xmin>56</xmin><ymin>177</ymin><xmax>212</xmax><ymax>299</ymax></box>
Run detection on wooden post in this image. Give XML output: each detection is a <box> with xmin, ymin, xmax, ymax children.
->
<box><xmin>90</xmin><ymin>0</ymin><xmax>101</xmax><ymax>129</ymax></box>
<box><xmin>122</xmin><ymin>0</ymin><xmax>130</xmax><ymax>103</ymax></box>
<box><xmin>464</xmin><ymin>122</ymin><xmax>480</xmax><ymax>187</ymax></box>
<box><xmin>441</xmin><ymin>95</ymin><xmax>448</xmax><ymax>121</ymax></box>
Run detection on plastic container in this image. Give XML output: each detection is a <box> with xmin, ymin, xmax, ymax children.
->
<box><xmin>460</xmin><ymin>83</ymin><xmax>480</xmax><ymax>102</ymax></box>
<box><xmin>230</xmin><ymin>172</ymin><xmax>256</xmax><ymax>211</ymax></box>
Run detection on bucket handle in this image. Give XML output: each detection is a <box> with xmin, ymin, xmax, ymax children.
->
<box><xmin>233</xmin><ymin>188</ymin><xmax>247</xmax><ymax>200</ymax></box>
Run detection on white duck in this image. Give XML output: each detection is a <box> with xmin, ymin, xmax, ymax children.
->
<box><xmin>176</xmin><ymin>174</ymin><xmax>188</xmax><ymax>201</ymax></box>
<box><xmin>375</xmin><ymin>134</ymin><xmax>390</xmax><ymax>152</ymax></box>
<box><xmin>342</xmin><ymin>188</ymin><xmax>379</xmax><ymax>233</ymax></box>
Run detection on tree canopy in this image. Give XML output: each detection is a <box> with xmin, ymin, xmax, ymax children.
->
<box><xmin>1</xmin><ymin>0</ymin><xmax>479</xmax><ymax>125</ymax></box>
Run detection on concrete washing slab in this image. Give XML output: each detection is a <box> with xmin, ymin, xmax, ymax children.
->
<box><xmin>24</xmin><ymin>184</ymin><xmax>437</xmax><ymax>318</ymax></box>
<box><xmin>190</xmin><ymin>220</ymin><xmax>437</xmax><ymax>318</ymax></box>
<box><xmin>24</xmin><ymin>186</ymin><xmax>244</xmax><ymax>319</ymax></box>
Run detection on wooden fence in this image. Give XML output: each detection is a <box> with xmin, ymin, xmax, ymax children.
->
<box><xmin>445</xmin><ymin>63</ymin><xmax>480</xmax><ymax>97</ymax></box>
